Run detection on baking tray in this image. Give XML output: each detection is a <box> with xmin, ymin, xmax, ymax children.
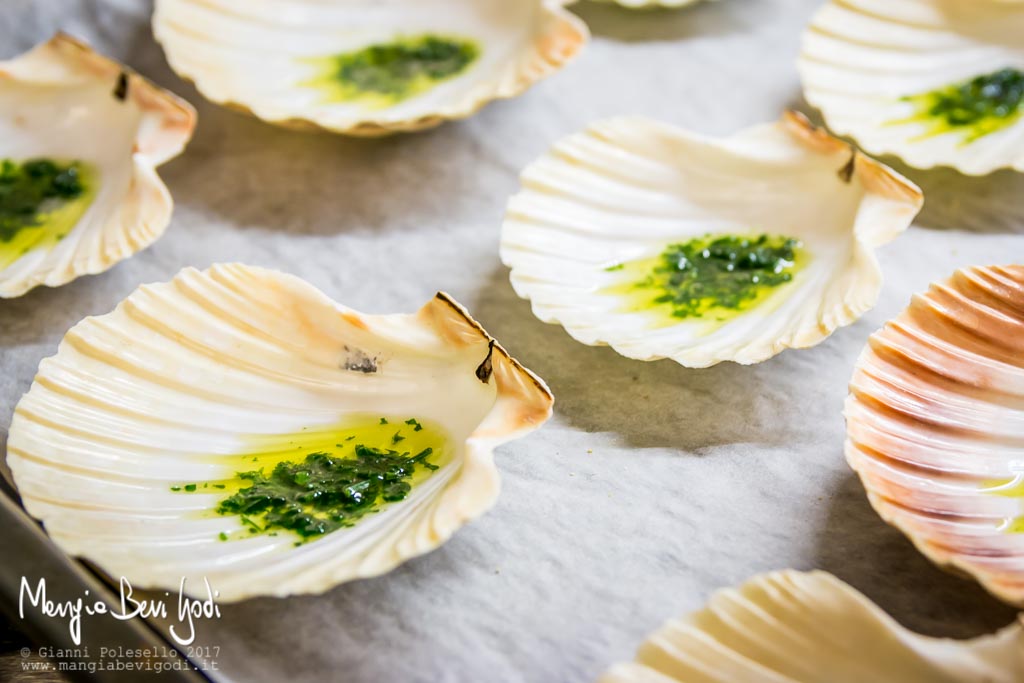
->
<box><xmin>1</xmin><ymin>0</ymin><xmax>1021</xmax><ymax>681</ymax></box>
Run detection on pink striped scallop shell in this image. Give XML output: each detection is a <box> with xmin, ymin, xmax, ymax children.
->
<box><xmin>846</xmin><ymin>265</ymin><xmax>1024</xmax><ymax>606</ymax></box>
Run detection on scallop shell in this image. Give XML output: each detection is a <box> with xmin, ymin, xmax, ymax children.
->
<box><xmin>846</xmin><ymin>265</ymin><xmax>1024</xmax><ymax>606</ymax></box>
<box><xmin>799</xmin><ymin>0</ymin><xmax>1024</xmax><ymax>175</ymax></box>
<box><xmin>499</xmin><ymin>111</ymin><xmax>923</xmax><ymax>368</ymax></box>
<box><xmin>0</xmin><ymin>34</ymin><xmax>195</xmax><ymax>298</ymax></box>
<box><xmin>601</xmin><ymin>570</ymin><xmax>1024</xmax><ymax>683</ymax></box>
<box><xmin>152</xmin><ymin>0</ymin><xmax>588</xmax><ymax>136</ymax></box>
<box><xmin>6</xmin><ymin>263</ymin><xmax>553</xmax><ymax>601</ymax></box>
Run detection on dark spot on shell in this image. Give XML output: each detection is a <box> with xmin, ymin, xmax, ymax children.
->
<box><xmin>837</xmin><ymin>150</ymin><xmax>856</xmax><ymax>183</ymax></box>
<box><xmin>113</xmin><ymin>72</ymin><xmax>129</xmax><ymax>101</ymax></box>
<box><xmin>475</xmin><ymin>340</ymin><xmax>495</xmax><ymax>384</ymax></box>
<box><xmin>341</xmin><ymin>346</ymin><xmax>378</xmax><ymax>373</ymax></box>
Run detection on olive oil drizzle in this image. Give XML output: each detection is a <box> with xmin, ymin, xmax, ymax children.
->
<box><xmin>983</xmin><ymin>476</ymin><xmax>1024</xmax><ymax>534</ymax></box>
<box><xmin>305</xmin><ymin>34</ymin><xmax>480</xmax><ymax>107</ymax></box>
<box><xmin>898</xmin><ymin>67</ymin><xmax>1024</xmax><ymax>143</ymax></box>
<box><xmin>0</xmin><ymin>158</ymin><xmax>94</xmax><ymax>268</ymax></box>
<box><xmin>171</xmin><ymin>416</ymin><xmax>447</xmax><ymax>543</ymax></box>
<box><xmin>604</xmin><ymin>233</ymin><xmax>804</xmax><ymax>323</ymax></box>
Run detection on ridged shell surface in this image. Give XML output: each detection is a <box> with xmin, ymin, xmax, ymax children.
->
<box><xmin>799</xmin><ymin>0</ymin><xmax>1024</xmax><ymax>175</ymax></box>
<box><xmin>6</xmin><ymin>264</ymin><xmax>553</xmax><ymax>601</ymax></box>
<box><xmin>0</xmin><ymin>34</ymin><xmax>195</xmax><ymax>297</ymax></box>
<box><xmin>500</xmin><ymin>112</ymin><xmax>923</xmax><ymax>367</ymax></box>
<box><xmin>600</xmin><ymin>570</ymin><xmax>1024</xmax><ymax>683</ymax></box>
<box><xmin>846</xmin><ymin>265</ymin><xmax>1024</xmax><ymax>606</ymax></box>
<box><xmin>153</xmin><ymin>0</ymin><xmax>588</xmax><ymax>136</ymax></box>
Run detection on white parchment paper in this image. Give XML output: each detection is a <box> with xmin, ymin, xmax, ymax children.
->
<box><xmin>1</xmin><ymin>1</ymin><xmax>1021</xmax><ymax>681</ymax></box>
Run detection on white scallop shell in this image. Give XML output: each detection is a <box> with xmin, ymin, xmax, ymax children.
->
<box><xmin>6</xmin><ymin>263</ymin><xmax>553</xmax><ymax>601</ymax></box>
<box><xmin>152</xmin><ymin>0</ymin><xmax>588</xmax><ymax>136</ymax></box>
<box><xmin>600</xmin><ymin>570</ymin><xmax>1024</xmax><ymax>683</ymax></box>
<box><xmin>799</xmin><ymin>0</ymin><xmax>1024</xmax><ymax>175</ymax></box>
<box><xmin>0</xmin><ymin>34</ymin><xmax>196</xmax><ymax>298</ymax></box>
<box><xmin>846</xmin><ymin>265</ymin><xmax>1024</xmax><ymax>606</ymax></box>
<box><xmin>499</xmin><ymin>112</ymin><xmax>923</xmax><ymax>367</ymax></box>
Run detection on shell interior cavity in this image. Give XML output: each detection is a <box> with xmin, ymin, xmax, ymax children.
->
<box><xmin>799</xmin><ymin>0</ymin><xmax>1024</xmax><ymax>175</ymax></box>
<box><xmin>500</xmin><ymin>111</ymin><xmax>923</xmax><ymax>368</ymax></box>
<box><xmin>846</xmin><ymin>265</ymin><xmax>1024</xmax><ymax>607</ymax></box>
<box><xmin>6</xmin><ymin>264</ymin><xmax>553</xmax><ymax>601</ymax></box>
<box><xmin>600</xmin><ymin>570</ymin><xmax>1024</xmax><ymax>683</ymax></box>
<box><xmin>0</xmin><ymin>34</ymin><xmax>195</xmax><ymax>298</ymax></box>
<box><xmin>153</xmin><ymin>0</ymin><xmax>588</xmax><ymax>136</ymax></box>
